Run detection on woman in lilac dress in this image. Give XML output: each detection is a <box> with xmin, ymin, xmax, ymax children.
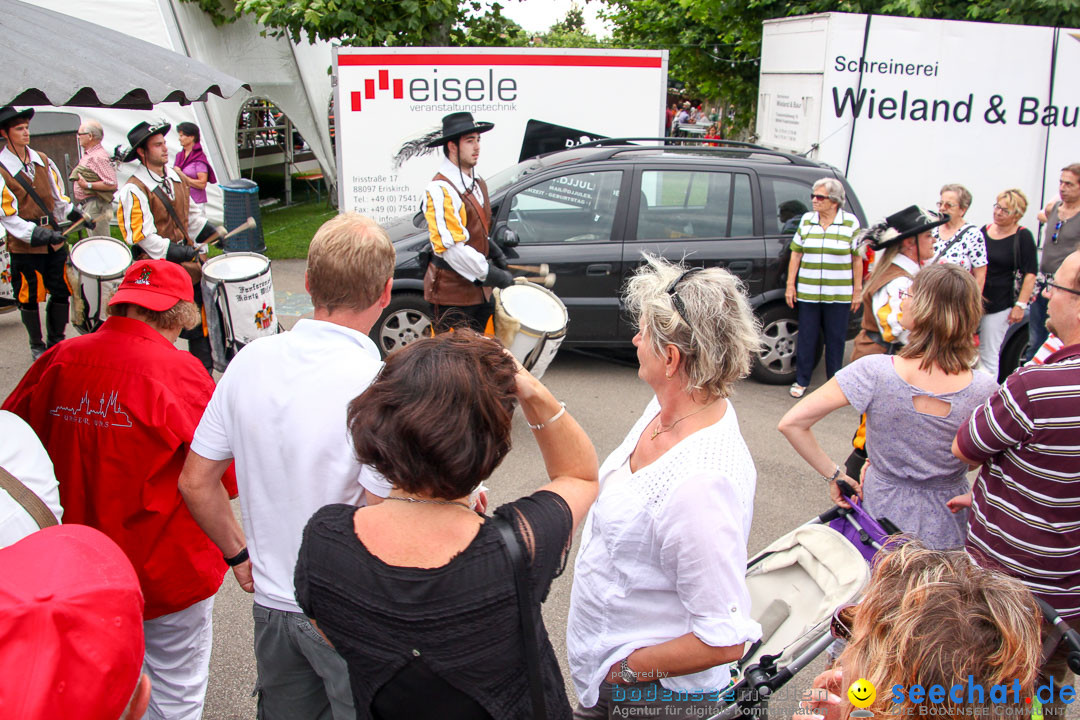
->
<box><xmin>174</xmin><ymin>122</ymin><xmax>216</xmax><ymax>205</ymax></box>
<box><xmin>778</xmin><ymin>263</ymin><xmax>997</xmax><ymax>550</ymax></box>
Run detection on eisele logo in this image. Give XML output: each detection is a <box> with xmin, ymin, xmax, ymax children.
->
<box><xmin>350</xmin><ymin>70</ymin><xmax>404</xmax><ymax>112</ymax></box>
<box><xmin>350</xmin><ymin>68</ymin><xmax>519</xmax><ymax>111</ymax></box>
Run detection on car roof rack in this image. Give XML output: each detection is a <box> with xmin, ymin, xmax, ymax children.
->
<box><xmin>560</xmin><ymin>137</ymin><xmax>821</xmax><ymax>168</ymax></box>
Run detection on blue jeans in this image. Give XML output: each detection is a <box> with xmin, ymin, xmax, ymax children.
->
<box><xmin>1024</xmin><ymin>292</ymin><xmax>1049</xmax><ymax>362</ymax></box>
<box><xmin>796</xmin><ymin>301</ymin><xmax>850</xmax><ymax>387</ymax></box>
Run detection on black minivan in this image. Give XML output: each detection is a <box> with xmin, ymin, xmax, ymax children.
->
<box><xmin>373</xmin><ymin>139</ymin><xmax>868</xmax><ymax>384</ymax></box>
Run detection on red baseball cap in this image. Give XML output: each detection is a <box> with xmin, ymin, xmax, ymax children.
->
<box><xmin>0</xmin><ymin>525</ymin><xmax>145</xmax><ymax>720</ymax></box>
<box><xmin>109</xmin><ymin>259</ymin><xmax>193</xmax><ymax>312</ymax></box>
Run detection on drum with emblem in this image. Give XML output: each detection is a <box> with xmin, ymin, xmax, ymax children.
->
<box><xmin>201</xmin><ymin>252</ymin><xmax>278</xmax><ymax>371</ymax></box>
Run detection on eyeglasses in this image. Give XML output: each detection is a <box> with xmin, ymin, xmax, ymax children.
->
<box><xmin>936</xmin><ymin>201</ymin><xmax>958</xmax><ymax>210</ymax></box>
<box><xmin>810</xmin><ymin>194</ymin><xmax>831</xmax><ymax>202</ymax></box>
<box><xmin>898</xmin><ymin>288</ymin><xmax>914</xmax><ymax>301</ymax></box>
<box><xmin>1045</xmin><ymin>279</ymin><xmax>1080</xmax><ymax>297</ymax></box>
<box><xmin>830</xmin><ymin>603</ymin><xmax>857</xmax><ymax>642</ymax></box>
<box><xmin>1051</xmin><ymin>221</ymin><xmax>1064</xmax><ymax>244</ymax></box>
<box><xmin>992</xmin><ymin>203</ymin><xmax>1015</xmax><ymax>214</ymax></box>
<box><xmin>76</xmin><ymin>132</ymin><xmax>91</xmax><ymax>137</ymax></box>
<box><xmin>667</xmin><ymin>267</ymin><xmax>704</xmax><ymax>323</ymax></box>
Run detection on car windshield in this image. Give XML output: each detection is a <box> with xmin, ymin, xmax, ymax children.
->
<box><xmin>486</xmin><ymin>158</ymin><xmax>542</xmax><ymax>196</ymax></box>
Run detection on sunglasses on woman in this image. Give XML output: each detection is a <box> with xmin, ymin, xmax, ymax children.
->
<box><xmin>667</xmin><ymin>267</ymin><xmax>705</xmax><ymax>323</ymax></box>
<box><xmin>810</xmin><ymin>194</ymin><xmax>831</xmax><ymax>202</ymax></box>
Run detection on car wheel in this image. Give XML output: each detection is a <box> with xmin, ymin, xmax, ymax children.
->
<box><xmin>998</xmin><ymin>326</ymin><xmax>1029</xmax><ymax>382</ymax></box>
<box><xmin>750</xmin><ymin>304</ymin><xmax>822</xmax><ymax>385</ymax></box>
<box><xmin>372</xmin><ymin>293</ymin><xmax>432</xmax><ymax>357</ymax></box>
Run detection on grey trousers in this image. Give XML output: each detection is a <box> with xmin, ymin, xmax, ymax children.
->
<box><xmin>252</xmin><ymin>603</ymin><xmax>356</xmax><ymax>720</ymax></box>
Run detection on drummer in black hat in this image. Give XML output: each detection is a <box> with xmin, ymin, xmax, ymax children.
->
<box><xmin>844</xmin><ymin>204</ymin><xmax>948</xmax><ymax>477</ymax></box>
<box><xmin>420</xmin><ymin>111</ymin><xmax>513</xmax><ymax>333</ymax></box>
<box><xmin>0</xmin><ymin>105</ymin><xmax>84</xmax><ymax>359</ymax></box>
<box><xmin>116</xmin><ymin>120</ymin><xmax>219</xmax><ymax>372</ymax></box>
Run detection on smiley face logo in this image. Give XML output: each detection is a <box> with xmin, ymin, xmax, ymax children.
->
<box><xmin>848</xmin><ymin>678</ymin><xmax>876</xmax><ymax>709</ymax></box>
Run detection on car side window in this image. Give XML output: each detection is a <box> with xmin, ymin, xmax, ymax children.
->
<box><xmin>763</xmin><ymin>177</ymin><xmax>813</xmax><ymax>236</ymax></box>
<box><xmin>637</xmin><ymin>170</ymin><xmax>753</xmax><ymax>240</ymax></box>
<box><xmin>507</xmin><ymin>171</ymin><xmax>622</xmax><ymax>244</ymax></box>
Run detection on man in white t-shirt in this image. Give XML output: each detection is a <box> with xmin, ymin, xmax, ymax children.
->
<box><xmin>179</xmin><ymin>213</ymin><xmax>395</xmax><ymax>720</ymax></box>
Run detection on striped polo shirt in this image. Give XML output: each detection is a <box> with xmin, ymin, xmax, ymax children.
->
<box><xmin>957</xmin><ymin>344</ymin><xmax>1080</xmax><ymax>623</ymax></box>
<box><xmin>791</xmin><ymin>210</ymin><xmax>860</xmax><ymax>303</ymax></box>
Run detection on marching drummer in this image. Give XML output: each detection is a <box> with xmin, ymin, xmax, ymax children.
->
<box><xmin>420</xmin><ymin>111</ymin><xmax>514</xmax><ymax>332</ymax></box>
<box><xmin>116</xmin><ymin>120</ymin><xmax>219</xmax><ymax>373</ymax></box>
<box><xmin>0</xmin><ymin>106</ymin><xmax>85</xmax><ymax>360</ymax></box>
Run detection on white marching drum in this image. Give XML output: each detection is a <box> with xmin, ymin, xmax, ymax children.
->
<box><xmin>493</xmin><ymin>282</ymin><xmax>568</xmax><ymax>379</ymax></box>
<box><xmin>201</xmin><ymin>252</ymin><xmax>278</xmax><ymax>371</ymax></box>
<box><xmin>68</xmin><ymin>237</ymin><xmax>133</xmax><ymax>332</ymax></box>
<box><xmin>0</xmin><ymin>234</ymin><xmax>15</xmax><ymax>312</ymax></box>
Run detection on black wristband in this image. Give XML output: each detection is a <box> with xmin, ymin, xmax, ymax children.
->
<box><xmin>224</xmin><ymin>547</ymin><xmax>249</xmax><ymax>566</ymax></box>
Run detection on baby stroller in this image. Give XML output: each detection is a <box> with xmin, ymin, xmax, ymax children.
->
<box><xmin>707</xmin><ymin>481</ymin><xmax>898</xmax><ymax>720</ymax></box>
<box><xmin>709</xmin><ymin>481</ymin><xmax>1080</xmax><ymax>720</ymax></box>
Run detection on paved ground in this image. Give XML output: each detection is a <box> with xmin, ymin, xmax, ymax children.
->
<box><xmin>0</xmin><ymin>260</ymin><xmax>883</xmax><ymax>718</ymax></box>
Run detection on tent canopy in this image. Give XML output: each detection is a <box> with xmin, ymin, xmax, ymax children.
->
<box><xmin>0</xmin><ymin>0</ymin><xmax>250</xmax><ymax>109</ymax></box>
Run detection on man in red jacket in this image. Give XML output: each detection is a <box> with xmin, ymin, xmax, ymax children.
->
<box><xmin>3</xmin><ymin>259</ymin><xmax>236</xmax><ymax>720</ymax></box>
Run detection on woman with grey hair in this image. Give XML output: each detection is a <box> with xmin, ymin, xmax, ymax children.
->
<box><xmin>932</xmin><ymin>183</ymin><xmax>987</xmax><ymax>293</ymax></box>
<box><xmin>785</xmin><ymin>177</ymin><xmax>862</xmax><ymax>397</ymax></box>
<box><xmin>567</xmin><ymin>254</ymin><xmax>763</xmax><ymax>719</ymax></box>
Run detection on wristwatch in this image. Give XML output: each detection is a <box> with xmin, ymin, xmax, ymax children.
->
<box><xmin>1014</xmin><ymin>301</ymin><xmax>1028</xmax><ymax>310</ymax></box>
<box><xmin>619</xmin><ymin>657</ymin><xmax>638</xmax><ymax>684</ymax></box>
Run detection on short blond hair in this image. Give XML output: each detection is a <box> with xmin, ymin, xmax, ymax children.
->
<box><xmin>996</xmin><ymin>188</ymin><xmax>1028</xmax><ymax>217</ymax></box>
<box><xmin>624</xmin><ymin>254</ymin><xmax>761</xmax><ymax>398</ymax></box>
<box><xmin>306</xmin><ymin>213</ymin><xmax>395</xmax><ymax>312</ymax></box>
<box><xmin>107</xmin><ymin>299</ymin><xmax>200</xmax><ymax>331</ymax></box>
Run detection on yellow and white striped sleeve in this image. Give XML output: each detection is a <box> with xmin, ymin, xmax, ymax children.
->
<box><xmin>873</xmin><ymin>276</ymin><xmax>912</xmax><ymax>345</ymax></box>
<box><xmin>44</xmin><ymin>156</ymin><xmax>72</xmax><ymax>219</ymax></box>
<box><xmin>0</xmin><ymin>172</ymin><xmax>35</xmax><ymax>242</ymax></box>
<box><xmin>117</xmin><ymin>182</ymin><xmax>169</xmax><ymax>259</ymax></box>
<box><xmin>422</xmin><ymin>180</ymin><xmax>468</xmax><ymax>254</ymax></box>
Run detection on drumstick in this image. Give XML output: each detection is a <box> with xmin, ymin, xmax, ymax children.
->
<box><xmin>508</xmin><ymin>263</ymin><xmax>549</xmax><ymax>275</ymax></box>
<box><xmin>61</xmin><ymin>211</ymin><xmax>93</xmax><ymax>237</ymax></box>
<box><xmin>522</xmin><ymin>273</ymin><xmax>556</xmax><ymax>289</ymax></box>
<box><xmin>210</xmin><ymin>216</ymin><xmax>257</xmax><ymax>245</ymax></box>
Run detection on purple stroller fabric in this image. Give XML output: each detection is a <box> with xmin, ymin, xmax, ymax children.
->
<box><xmin>828</xmin><ymin>495</ymin><xmax>897</xmax><ymax>564</ymax></box>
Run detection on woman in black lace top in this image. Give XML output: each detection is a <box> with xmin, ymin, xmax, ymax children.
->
<box><xmin>294</xmin><ymin>331</ymin><xmax>599</xmax><ymax>720</ymax></box>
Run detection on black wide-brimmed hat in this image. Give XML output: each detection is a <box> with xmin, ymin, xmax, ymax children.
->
<box><xmin>0</xmin><ymin>106</ymin><xmax>34</xmax><ymax>131</ymax></box>
<box><xmin>424</xmin><ymin>112</ymin><xmax>494</xmax><ymax>148</ymax></box>
<box><xmin>860</xmin><ymin>205</ymin><xmax>949</xmax><ymax>251</ymax></box>
<box><xmin>122</xmin><ymin>120</ymin><xmax>171</xmax><ymax>162</ymax></box>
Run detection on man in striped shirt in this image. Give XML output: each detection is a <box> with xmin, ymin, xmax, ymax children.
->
<box><xmin>953</xmin><ymin>249</ymin><xmax>1080</xmax><ymax>713</ymax></box>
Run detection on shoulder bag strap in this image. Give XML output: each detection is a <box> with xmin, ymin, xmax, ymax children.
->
<box><xmin>491</xmin><ymin>514</ymin><xmax>548</xmax><ymax>720</ymax></box>
<box><xmin>936</xmin><ymin>224</ymin><xmax>969</xmax><ymax>261</ymax></box>
<box><xmin>10</xmin><ymin>170</ymin><xmax>61</xmax><ymax>230</ymax></box>
<box><xmin>0</xmin><ymin>464</ymin><xmax>58</xmax><ymax>529</ymax></box>
<box><xmin>151</xmin><ymin>183</ymin><xmax>192</xmax><ymax>244</ymax></box>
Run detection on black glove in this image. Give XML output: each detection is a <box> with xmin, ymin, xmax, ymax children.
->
<box><xmin>67</xmin><ymin>208</ymin><xmax>93</xmax><ymax>230</ymax></box>
<box><xmin>30</xmin><ymin>225</ymin><xmax>64</xmax><ymax>247</ymax></box>
<box><xmin>165</xmin><ymin>242</ymin><xmax>198</xmax><ymax>263</ymax></box>
<box><xmin>482</xmin><ymin>265</ymin><xmax>514</xmax><ymax>289</ymax></box>
<box><xmin>488</xmin><ymin>240</ymin><xmax>509</xmax><ymax>271</ymax></box>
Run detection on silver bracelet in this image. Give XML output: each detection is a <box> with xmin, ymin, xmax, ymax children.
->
<box><xmin>823</xmin><ymin>464</ymin><xmax>841</xmax><ymax>484</ymax></box>
<box><xmin>528</xmin><ymin>401</ymin><xmax>566</xmax><ymax>431</ymax></box>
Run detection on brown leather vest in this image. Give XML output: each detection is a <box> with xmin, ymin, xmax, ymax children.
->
<box><xmin>0</xmin><ymin>149</ymin><xmax>59</xmax><ymax>255</ymax></box>
<box><xmin>851</xmin><ymin>261</ymin><xmax>913</xmax><ymax>361</ymax></box>
<box><xmin>423</xmin><ymin>173</ymin><xmax>491</xmax><ymax>307</ymax></box>
<box><xmin>126</xmin><ymin>173</ymin><xmax>191</xmax><ymax>247</ymax></box>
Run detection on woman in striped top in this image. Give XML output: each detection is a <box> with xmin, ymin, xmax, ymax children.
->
<box><xmin>785</xmin><ymin>178</ymin><xmax>862</xmax><ymax>398</ymax></box>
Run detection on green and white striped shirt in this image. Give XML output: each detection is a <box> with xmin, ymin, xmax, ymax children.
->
<box><xmin>791</xmin><ymin>210</ymin><xmax>860</xmax><ymax>303</ymax></box>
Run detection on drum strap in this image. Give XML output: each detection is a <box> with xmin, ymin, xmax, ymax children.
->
<box><xmin>0</xmin><ymin>463</ymin><xmax>58</xmax><ymax>530</ymax></box>
<box><xmin>151</xmin><ymin>185</ymin><xmax>192</xmax><ymax>245</ymax></box>
<box><xmin>462</xmin><ymin>190</ymin><xmax>490</xmax><ymax>239</ymax></box>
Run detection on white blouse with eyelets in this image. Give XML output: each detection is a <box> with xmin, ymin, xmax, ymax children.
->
<box><xmin>566</xmin><ymin>396</ymin><xmax>762</xmax><ymax>708</ymax></box>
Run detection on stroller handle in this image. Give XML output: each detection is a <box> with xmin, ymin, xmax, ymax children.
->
<box><xmin>836</xmin><ymin>478</ymin><xmax>858</xmax><ymax>498</ymax></box>
<box><xmin>1036</xmin><ymin>597</ymin><xmax>1080</xmax><ymax>674</ymax></box>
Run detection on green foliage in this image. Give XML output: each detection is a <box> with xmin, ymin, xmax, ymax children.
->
<box><xmin>455</xmin><ymin>3</ymin><xmax>528</xmax><ymax>46</ymax></box>
<box><xmin>229</xmin><ymin>0</ymin><xmax>463</xmax><ymax>45</ymax></box>
<box><xmin>606</xmin><ymin>0</ymin><xmax>1080</xmax><ymax>133</ymax></box>
<box><xmin>179</xmin><ymin>0</ymin><xmax>235</xmax><ymax>26</ymax></box>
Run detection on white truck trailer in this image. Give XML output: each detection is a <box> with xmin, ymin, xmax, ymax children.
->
<box><xmin>756</xmin><ymin>12</ymin><xmax>1080</xmax><ymax>227</ymax></box>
